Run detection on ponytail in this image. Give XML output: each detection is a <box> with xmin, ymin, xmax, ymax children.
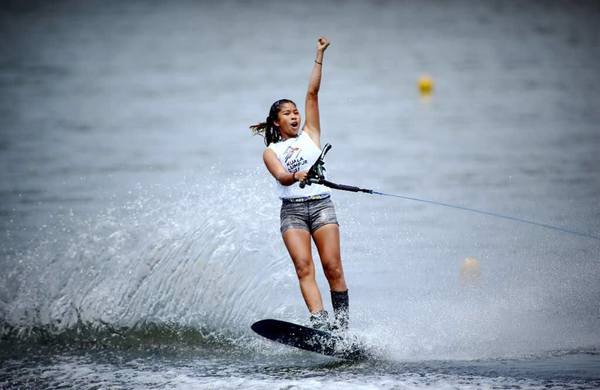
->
<box><xmin>250</xmin><ymin>99</ymin><xmax>296</xmax><ymax>146</ymax></box>
<box><xmin>250</xmin><ymin>116</ymin><xmax>281</xmax><ymax>146</ymax></box>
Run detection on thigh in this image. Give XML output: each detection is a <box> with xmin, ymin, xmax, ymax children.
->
<box><xmin>280</xmin><ymin>202</ymin><xmax>310</xmax><ymax>234</ymax></box>
<box><xmin>312</xmin><ymin>223</ymin><xmax>342</xmax><ymax>266</ymax></box>
<box><xmin>308</xmin><ymin>198</ymin><xmax>338</xmax><ymax>233</ymax></box>
<box><xmin>282</xmin><ymin>228</ymin><xmax>313</xmax><ymax>269</ymax></box>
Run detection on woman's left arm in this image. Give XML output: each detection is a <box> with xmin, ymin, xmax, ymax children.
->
<box><xmin>303</xmin><ymin>37</ymin><xmax>330</xmax><ymax>148</ymax></box>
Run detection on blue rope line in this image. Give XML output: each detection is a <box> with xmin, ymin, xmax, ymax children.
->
<box><xmin>370</xmin><ymin>191</ymin><xmax>600</xmax><ymax>241</ymax></box>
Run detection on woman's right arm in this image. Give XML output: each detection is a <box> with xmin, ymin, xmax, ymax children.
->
<box><xmin>263</xmin><ymin>149</ymin><xmax>308</xmax><ymax>186</ymax></box>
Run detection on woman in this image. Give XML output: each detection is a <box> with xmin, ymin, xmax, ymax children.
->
<box><xmin>250</xmin><ymin>37</ymin><xmax>349</xmax><ymax>332</ymax></box>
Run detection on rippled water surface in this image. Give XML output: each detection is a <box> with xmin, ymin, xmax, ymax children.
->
<box><xmin>1</xmin><ymin>0</ymin><xmax>599</xmax><ymax>388</ymax></box>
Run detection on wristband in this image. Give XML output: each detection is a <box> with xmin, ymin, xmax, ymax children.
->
<box><xmin>314</xmin><ymin>60</ymin><xmax>322</xmax><ymax>65</ymax></box>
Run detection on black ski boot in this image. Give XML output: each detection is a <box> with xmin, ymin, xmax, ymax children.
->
<box><xmin>331</xmin><ymin>290</ymin><xmax>349</xmax><ymax>333</ymax></box>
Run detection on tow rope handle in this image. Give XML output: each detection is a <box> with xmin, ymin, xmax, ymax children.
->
<box><xmin>299</xmin><ymin>143</ymin><xmax>373</xmax><ymax>194</ymax></box>
<box><xmin>321</xmin><ymin>179</ymin><xmax>373</xmax><ymax>194</ymax></box>
<box><xmin>299</xmin><ymin>143</ymin><xmax>332</xmax><ymax>189</ymax></box>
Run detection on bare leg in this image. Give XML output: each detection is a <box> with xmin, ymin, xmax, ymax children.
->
<box><xmin>313</xmin><ymin>223</ymin><xmax>349</xmax><ymax>330</ymax></box>
<box><xmin>312</xmin><ymin>224</ymin><xmax>347</xmax><ymax>292</ymax></box>
<box><xmin>282</xmin><ymin>228</ymin><xmax>324</xmax><ymax>314</ymax></box>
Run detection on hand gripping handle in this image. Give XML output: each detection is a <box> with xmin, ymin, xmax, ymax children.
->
<box><xmin>299</xmin><ymin>143</ymin><xmax>332</xmax><ymax>188</ymax></box>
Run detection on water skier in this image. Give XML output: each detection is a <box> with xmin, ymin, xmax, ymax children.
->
<box><xmin>250</xmin><ymin>37</ymin><xmax>349</xmax><ymax>332</ymax></box>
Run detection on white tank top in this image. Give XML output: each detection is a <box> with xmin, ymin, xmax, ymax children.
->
<box><xmin>268</xmin><ymin>131</ymin><xmax>332</xmax><ymax>199</ymax></box>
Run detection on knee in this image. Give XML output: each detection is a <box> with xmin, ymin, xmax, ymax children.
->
<box><xmin>294</xmin><ymin>259</ymin><xmax>314</xmax><ymax>280</ymax></box>
<box><xmin>323</xmin><ymin>261</ymin><xmax>344</xmax><ymax>282</ymax></box>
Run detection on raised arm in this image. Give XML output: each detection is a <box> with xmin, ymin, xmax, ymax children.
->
<box><xmin>303</xmin><ymin>37</ymin><xmax>330</xmax><ymax>147</ymax></box>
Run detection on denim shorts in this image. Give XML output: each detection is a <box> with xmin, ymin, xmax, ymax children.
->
<box><xmin>280</xmin><ymin>195</ymin><xmax>339</xmax><ymax>234</ymax></box>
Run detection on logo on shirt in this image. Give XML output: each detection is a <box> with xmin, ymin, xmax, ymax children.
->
<box><xmin>284</xmin><ymin>146</ymin><xmax>300</xmax><ymax>163</ymax></box>
<box><xmin>283</xmin><ymin>146</ymin><xmax>307</xmax><ymax>172</ymax></box>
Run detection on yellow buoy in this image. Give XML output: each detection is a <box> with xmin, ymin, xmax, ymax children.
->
<box><xmin>418</xmin><ymin>75</ymin><xmax>434</xmax><ymax>96</ymax></box>
<box><xmin>460</xmin><ymin>256</ymin><xmax>481</xmax><ymax>286</ymax></box>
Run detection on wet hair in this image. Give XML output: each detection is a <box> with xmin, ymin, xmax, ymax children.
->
<box><xmin>250</xmin><ymin>99</ymin><xmax>296</xmax><ymax>146</ymax></box>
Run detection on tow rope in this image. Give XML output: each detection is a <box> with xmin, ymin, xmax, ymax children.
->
<box><xmin>299</xmin><ymin>143</ymin><xmax>599</xmax><ymax>241</ymax></box>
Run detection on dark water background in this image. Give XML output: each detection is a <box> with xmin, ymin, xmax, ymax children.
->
<box><xmin>1</xmin><ymin>0</ymin><xmax>599</xmax><ymax>388</ymax></box>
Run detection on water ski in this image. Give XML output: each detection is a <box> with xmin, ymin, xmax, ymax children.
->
<box><xmin>251</xmin><ymin>319</ymin><xmax>368</xmax><ymax>360</ymax></box>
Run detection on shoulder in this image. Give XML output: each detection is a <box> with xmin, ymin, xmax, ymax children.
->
<box><xmin>266</xmin><ymin>141</ymin><xmax>280</xmax><ymax>153</ymax></box>
<box><xmin>263</xmin><ymin>147</ymin><xmax>277</xmax><ymax>159</ymax></box>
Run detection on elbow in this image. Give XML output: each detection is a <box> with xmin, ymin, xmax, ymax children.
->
<box><xmin>306</xmin><ymin>90</ymin><xmax>319</xmax><ymax>97</ymax></box>
<box><xmin>276</xmin><ymin>175</ymin><xmax>292</xmax><ymax>186</ymax></box>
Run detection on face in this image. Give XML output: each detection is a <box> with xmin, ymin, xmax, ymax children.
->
<box><xmin>274</xmin><ymin>102</ymin><xmax>301</xmax><ymax>139</ymax></box>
